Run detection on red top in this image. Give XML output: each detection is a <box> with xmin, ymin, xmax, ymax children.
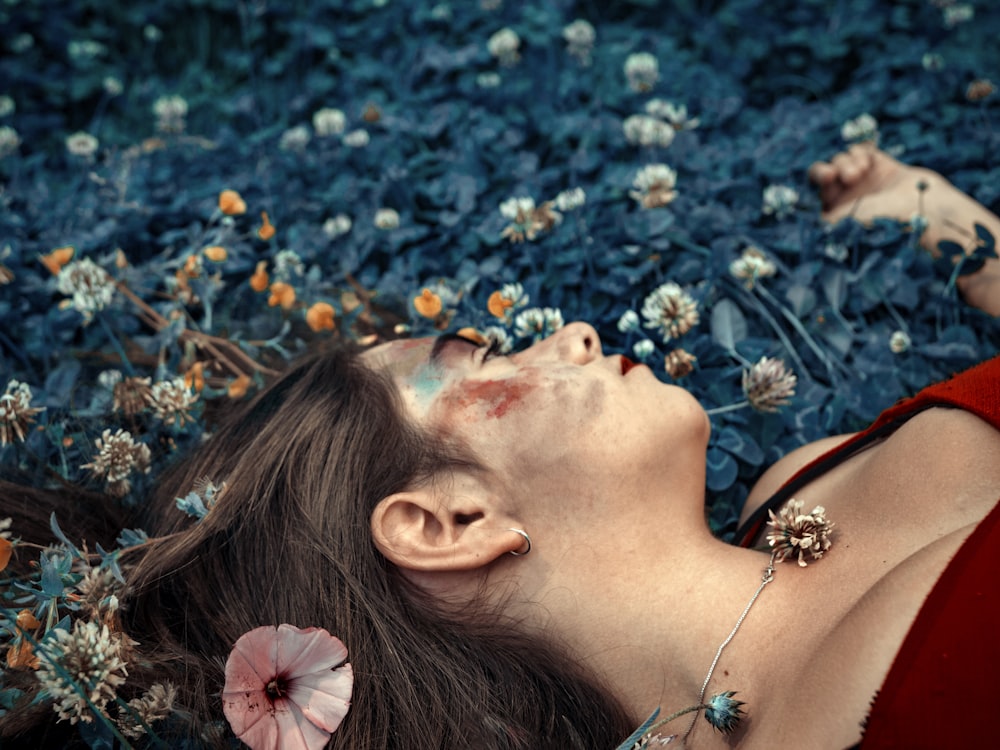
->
<box><xmin>734</xmin><ymin>356</ymin><xmax>1000</xmax><ymax>748</ymax></box>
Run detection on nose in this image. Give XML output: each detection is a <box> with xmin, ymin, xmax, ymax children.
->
<box><xmin>524</xmin><ymin>322</ymin><xmax>602</xmax><ymax>365</ymax></box>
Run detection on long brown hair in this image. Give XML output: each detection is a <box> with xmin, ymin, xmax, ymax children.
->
<box><xmin>2</xmin><ymin>346</ymin><xmax>633</xmax><ymax>748</ymax></box>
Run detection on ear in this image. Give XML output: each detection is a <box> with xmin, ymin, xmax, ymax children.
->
<box><xmin>370</xmin><ymin>483</ymin><xmax>523</xmax><ymax>572</ymax></box>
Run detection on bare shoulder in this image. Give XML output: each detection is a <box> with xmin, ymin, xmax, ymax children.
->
<box><xmin>739</xmin><ymin>433</ymin><xmax>858</xmax><ymax>526</ymax></box>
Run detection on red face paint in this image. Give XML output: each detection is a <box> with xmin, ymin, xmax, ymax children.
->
<box><xmin>443</xmin><ymin>379</ymin><xmax>535</xmax><ymax>419</ymax></box>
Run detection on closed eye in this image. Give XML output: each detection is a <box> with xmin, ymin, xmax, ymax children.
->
<box><xmin>479</xmin><ymin>338</ymin><xmax>505</xmax><ymax>364</ymax></box>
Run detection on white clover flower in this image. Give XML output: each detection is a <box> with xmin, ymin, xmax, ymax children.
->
<box><xmin>499</xmin><ymin>282</ymin><xmax>529</xmax><ymax>308</ymax></box>
<box><xmin>617</xmin><ymin>309</ymin><xmax>640</xmax><ymax>333</ymax></box>
<box><xmin>0</xmin><ymin>95</ymin><xmax>14</xmax><ymax>118</ymax></box>
<box><xmin>476</xmin><ymin>72</ymin><xmax>502</xmax><ymax>88</ymax></box>
<box><xmin>273</xmin><ymin>249</ymin><xmax>305</xmax><ymax>280</ymax></box>
<box><xmin>632</xmin><ymin>338</ymin><xmax>655</xmax><ymax>360</ymax></box>
<box><xmin>323</xmin><ymin>213</ymin><xmax>353</xmax><ymax>238</ymax></box>
<box><xmin>143</xmin><ymin>24</ymin><xmax>163</xmax><ymax>42</ymax></box>
<box><xmin>35</xmin><ymin>619</ymin><xmax>129</xmax><ymax>724</ymax></box>
<box><xmin>562</xmin><ymin>19</ymin><xmax>595</xmax><ymax>63</ymax></box>
<box><xmin>624</xmin><ymin>52</ymin><xmax>659</xmax><ymax>92</ymax></box>
<box><xmin>554</xmin><ymin>187</ymin><xmax>586</xmax><ymax>212</ymax></box>
<box><xmin>943</xmin><ymin>3</ymin><xmax>974</xmax><ymax>27</ymax></box>
<box><xmin>482</xmin><ymin>326</ymin><xmax>514</xmax><ymax>354</ymax></box>
<box><xmin>65</xmin><ymin>131</ymin><xmax>99</xmax><ymax>159</ymax></box>
<box><xmin>102</xmin><ymin>76</ymin><xmax>123</xmax><ymax>96</ymax></box>
<box><xmin>0</xmin><ymin>380</ymin><xmax>45</xmax><ymax>446</ymax></box>
<box><xmin>629</xmin><ymin>163</ymin><xmax>678</xmax><ymax>209</ymax></box>
<box><xmin>922</xmin><ymin>52</ymin><xmax>945</xmax><ymax>71</ymax></box>
<box><xmin>488</xmin><ymin>27</ymin><xmax>521</xmax><ymax>66</ymax></box>
<box><xmin>766</xmin><ymin>498</ymin><xmax>834</xmax><ymax>566</ymax></box>
<box><xmin>641</xmin><ymin>282</ymin><xmax>699</xmax><ymax>342</ymax></box>
<box><xmin>67</xmin><ymin>39</ymin><xmax>107</xmax><ymax>61</ymax></box>
<box><xmin>562</xmin><ymin>19</ymin><xmax>596</xmax><ymax>48</ymax></box>
<box><xmin>57</xmin><ymin>258</ymin><xmax>115</xmax><ymax>323</ymax></box>
<box><xmin>762</xmin><ymin>184</ymin><xmax>799</xmax><ymax>219</ymax></box>
<box><xmin>312</xmin><ymin>107</ymin><xmax>347</xmax><ymax>137</ymax></box>
<box><xmin>644</xmin><ymin>99</ymin><xmax>700</xmax><ymax>130</ymax></box>
<box><xmin>729</xmin><ymin>246</ymin><xmax>777</xmax><ymax>289</ymax></box>
<box><xmin>374</xmin><ymin>207</ymin><xmax>400</xmax><ymax>230</ymax></box>
<box><xmin>120</xmin><ymin>683</ymin><xmax>178</xmax><ymax>740</ymax></box>
<box><xmin>499</xmin><ymin>196</ymin><xmax>536</xmax><ymax>221</ymax></box>
<box><xmin>342</xmin><ymin>128</ymin><xmax>370</xmax><ymax>148</ymax></box>
<box><xmin>0</xmin><ymin>517</ymin><xmax>11</xmax><ymax>541</ymax></box>
<box><xmin>149</xmin><ymin>377</ymin><xmax>198</xmax><ymax>427</ymax></box>
<box><xmin>664</xmin><ymin>348</ymin><xmax>697</xmax><ymax>378</ymax></box>
<box><xmin>153</xmin><ymin>94</ymin><xmax>188</xmax><ymax>133</ymax></box>
<box><xmin>513</xmin><ymin>307</ymin><xmax>564</xmax><ymax>339</ymax></box>
<box><xmin>889</xmin><ymin>330</ymin><xmax>912</xmax><ymax>354</ymax></box>
<box><xmin>622</xmin><ymin>114</ymin><xmax>676</xmax><ymax>148</ymax></box>
<box><xmin>742</xmin><ymin>356</ymin><xmax>796</xmax><ymax>413</ymax></box>
<box><xmin>841</xmin><ymin>112</ymin><xmax>878</xmax><ymax>143</ymax></box>
<box><xmin>81</xmin><ymin>428</ymin><xmax>151</xmax><ymax>497</ymax></box>
<box><xmin>97</xmin><ymin>369</ymin><xmax>122</xmax><ymax>390</ymax></box>
<box><xmin>0</xmin><ymin>126</ymin><xmax>20</xmax><ymax>158</ymax></box>
<box><xmin>279</xmin><ymin>124</ymin><xmax>311</xmax><ymax>152</ymax></box>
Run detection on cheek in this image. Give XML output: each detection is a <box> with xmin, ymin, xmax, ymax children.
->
<box><xmin>439</xmin><ymin>379</ymin><xmax>537</xmax><ymax>420</ymax></box>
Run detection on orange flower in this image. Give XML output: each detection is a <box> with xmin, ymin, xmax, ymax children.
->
<box><xmin>204</xmin><ymin>245</ymin><xmax>228</xmax><ymax>262</ymax></box>
<box><xmin>487</xmin><ymin>290</ymin><xmax>514</xmax><ymax>319</ymax></box>
<box><xmin>6</xmin><ymin>639</ymin><xmax>39</xmax><ymax>670</ymax></box>
<box><xmin>16</xmin><ymin>609</ymin><xmax>41</xmax><ymax>630</ymax></box>
<box><xmin>228</xmin><ymin>374</ymin><xmax>252</xmax><ymax>399</ymax></box>
<box><xmin>183</xmin><ymin>254</ymin><xmax>202</xmax><ymax>277</ymax></box>
<box><xmin>219</xmin><ymin>189</ymin><xmax>247</xmax><ymax>215</ymax></box>
<box><xmin>40</xmin><ymin>246</ymin><xmax>75</xmax><ymax>276</ymax></box>
<box><xmin>268</xmin><ymin>281</ymin><xmax>296</xmax><ymax>310</ymax></box>
<box><xmin>456</xmin><ymin>327</ymin><xmax>487</xmax><ymax>345</ymax></box>
<box><xmin>249</xmin><ymin>261</ymin><xmax>269</xmax><ymax>292</ymax></box>
<box><xmin>306</xmin><ymin>301</ymin><xmax>336</xmax><ymax>332</ymax></box>
<box><xmin>184</xmin><ymin>361</ymin><xmax>206</xmax><ymax>392</ymax></box>
<box><xmin>0</xmin><ymin>537</ymin><xmax>11</xmax><ymax>572</ymax></box>
<box><xmin>413</xmin><ymin>288</ymin><xmax>443</xmax><ymax>319</ymax></box>
<box><xmin>257</xmin><ymin>211</ymin><xmax>276</xmax><ymax>241</ymax></box>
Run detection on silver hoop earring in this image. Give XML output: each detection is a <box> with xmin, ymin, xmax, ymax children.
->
<box><xmin>506</xmin><ymin>528</ymin><xmax>531</xmax><ymax>556</ymax></box>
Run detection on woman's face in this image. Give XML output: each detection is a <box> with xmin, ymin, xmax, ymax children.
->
<box><xmin>364</xmin><ymin>323</ymin><xmax>710</xmax><ymax>515</ymax></box>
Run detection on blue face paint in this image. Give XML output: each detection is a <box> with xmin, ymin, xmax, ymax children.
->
<box><xmin>410</xmin><ymin>361</ymin><xmax>446</xmax><ymax>404</ymax></box>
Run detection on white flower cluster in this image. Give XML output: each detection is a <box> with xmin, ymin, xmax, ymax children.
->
<box><xmin>152</xmin><ymin>95</ymin><xmax>188</xmax><ymax>133</ymax></box>
<box><xmin>624</xmin><ymin>52</ymin><xmax>659</xmax><ymax>92</ymax></box>
<box><xmin>65</xmin><ymin>131</ymin><xmax>99</xmax><ymax>159</ymax></box>
<box><xmin>374</xmin><ymin>207</ymin><xmax>400</xmax><ymax>230</ymax></box>
<box><xmin>889</xmin><ymin>330</ymin><xmax>912</xmax><ymax>354</ymax></box>
<box><xmin>622</xmin><ymin>114</ymin><xmax>675</xmax><ymax>148</ymax></box>
<box><xmin>0</xmin><ymin>125</ymin><xmax>20</xmax><ymax>158</ymax></box>
<box><xmin>641</xmin><ymin>281</ymin><xmax>700</xmax><ymax>342</ymax></box>
<box><xmin>498</xmin><ymin>189</ymin><xmax>582</xmax><ymax>242</ymax></box>
<box><xmin>562</xmin><ymin>19</ymin><xmax>595</xmax><ymax>64</ymax></box>
<box><xmin>482</xmin><ymin>326</ymin><xmax>515</xmax><ymax>354</ymax></box>
<box><xmin>57</xmin><ymin>258</ymin><xmax>115</xmax><ymax>323</ymax></box>
<box><xmin>742</xmin><ymin>356</ymin><xmax>796</xmax><ymax>413</ymax></box>
<box><xmin>81</xmin><ymin>428</ymin><xmax>151</xmax><ymax>497</ymax></box>
<box><xmin>554</xmin><ymin>187</ymin><xmax>586</xmax><ymax>212</ymax></box>
<box><xmin>0</xmin><ymin>379</ymin><xmax>45</xmax><ymax>446</ymax></box>
<box><xmin>323</xmin><ymin>213</ymin><xmax>353</xmax><ymax>238</ymax></box>
<box><xmin>0</xmin><ymin>95</ymin><xmax>15</xmax><ymax>117</ymax></box>
<box><xmin>629</xmin><ymin>164</ymin><xmax>678</xmax><ymax>209</ymax></box>
<box><xmin>273</xmin><ymin>249</ymin><xmax>305</xmax><ymax>280</ymax></box>
<box><xmin>35</xmin><ymin>619</ymin><xmax>129</xmax><ymax>724</ymax></box>
<box><xmin>943</xmin><ymin>3</ymin><xmax>974</xmax><ymax>27</ymax></box>
<box><xmin>149</xmin><ymin>377</ymin><xmax>198</xmax><ymax>427</ymax></box>
<box><xmin>761</xmin><ymin>184</ymin><xmax>799</xmax><ymax>219</ymax></box>
<box><xmin>279</xmin><ymin>124</ymin><xmax>311</xmax><ymax>152</ymax></box>
<box><xmin>488</xmin><ymin>27</ymin><xmax>521</xmax><ymax>66</ymax></box>
<box><xmin>841</xmin><ymin>112</ymin><xmax>878</xmax><ymax>143</ymax></box>
<box><xmin>513</xmin><ymin>307</ymin><xmax>564</xmax><ymax>340</ymax></box>
<box><xmin>313</xmin><ymin>107</ymin><xmax>347</xmax><ymax>137</ymax></box>
<box><xmin>729</xmin><ymin>246</ymin><xmax>777</xmax><ymax>289</ymax></box>
<box><xmin>765</xmin><ymin>498</ymin><xmax>834</xmax><ymax>566</ymax></box>
<box><xmin>644</xmin><ymin>99</ymin><xmax>700</xmax><ymax>131</ymax></box>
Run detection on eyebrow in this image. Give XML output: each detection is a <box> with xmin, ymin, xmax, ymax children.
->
<box><xmin>429</xmin><ymin>332</ymin><xmax>478</xmax><ymax>365</ymax></box>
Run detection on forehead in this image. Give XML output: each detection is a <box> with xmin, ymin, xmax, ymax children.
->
<box><xmin>361</xmin><ymin>337</ymin><xmax>436</xmax><ymax>379</ymax></box>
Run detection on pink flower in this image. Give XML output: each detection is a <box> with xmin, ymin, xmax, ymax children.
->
<box><xmin>222</xmin><ymin>624</ymin><xmax>353</xmax><ymax>750</ymax></box>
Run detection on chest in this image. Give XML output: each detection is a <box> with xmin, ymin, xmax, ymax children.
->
<box><xmin>749</xmin><ymin>408</ymin><xmax>1000</xmax><ymax>747</ymax></box>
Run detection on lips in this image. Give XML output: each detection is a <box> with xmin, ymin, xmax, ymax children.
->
<box><xmin>621</xmin><ymin>356</ymin><xmax>637</xmax><ymax>375</ymax></box>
